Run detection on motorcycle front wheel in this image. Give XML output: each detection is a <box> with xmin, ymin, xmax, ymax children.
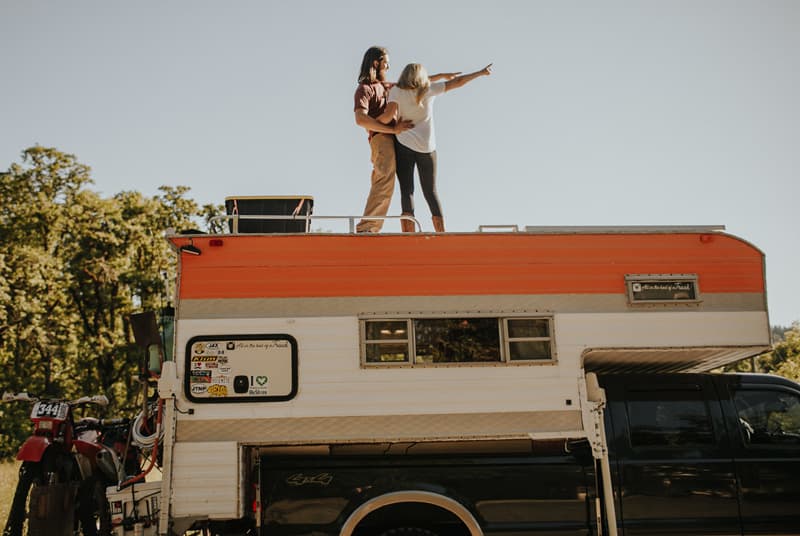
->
<box><xmin>2</xmin><ymin>461</ymin><xmax>41</xmax><ymax>536</ymax></box>
<box><xmin>3</xmin><ymin>450</ymin><xmax>82</xmax><ymax>536</ymax></box>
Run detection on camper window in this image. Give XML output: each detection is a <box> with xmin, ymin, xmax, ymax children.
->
<box><xmin>505</xmin><ymin>318</ymin><xmax>553</xmax><ymax>361</ymax></box>
<box><xmin>363</xmin><ymin>320</ymin><xmax>411</xmax><ymax>363</ymax></box>
<box><xmin>413</xmin><ymin>318</ymin><xmax>501</xmax><ymax>364</ymax></box>
<box><xmin>361</xmin><ymin>316</ymin><xmax>554</xmax><ymax>366</ymax></box>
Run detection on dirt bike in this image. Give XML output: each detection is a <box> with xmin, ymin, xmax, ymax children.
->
<box><xmin>1</xmin><ymin>392</ymin><xmax>126</xmax><ymax>536</ymax></box>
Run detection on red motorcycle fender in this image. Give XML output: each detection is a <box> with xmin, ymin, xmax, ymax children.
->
<box><xmin>16</xmin><ymin>435</ymin><xmax>52</xmax><ymax>462</ymax></box>
<box><xmin>73</xmin><ymin>438</ymin><xmax>102</xmax><ymax>458</ymax></box>
<box><xmin>72</xmin><ymin>439</ymin><xmax>102</xmax><ymax>479</ymax></box>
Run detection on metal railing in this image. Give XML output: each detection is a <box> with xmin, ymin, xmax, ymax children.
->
<box><xmin>204</xmin><ymin>216</ymin><xmax>727</xmax><ymax>236</ymax></box>
<box><xmin>478</xmin><ymin>224</ymin><xmax>520</xmax><ymax>232</ymax></box>
<box><xmin>208</xmin><ymin>214</ymin><xmax>423</xmax><ymax>234</ymax></box>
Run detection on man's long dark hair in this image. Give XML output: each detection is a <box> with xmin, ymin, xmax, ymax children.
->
<box><xmin>358</xmin><ymin>46</ymin><xmax>388</xmax><ymax>84</ymax></box>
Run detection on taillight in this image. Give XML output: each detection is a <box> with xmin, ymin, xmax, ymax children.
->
<box><xmin>36</xmin><ymin>420</ymin><xmax>53</xmax><ymax>431</ymax></box>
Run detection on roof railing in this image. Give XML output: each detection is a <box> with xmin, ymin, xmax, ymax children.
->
<box><xmin>523</xmin><ymin>225</ymin><xmax>726</xmax><ymax>234</ymax></box>
<box><xmin>203</xmin><ymin>215</ymin><xmax>727</xmax><ymax>236</ymax></box>
<box><xmin>478</xmin><ymin>225</ymin><xmax>520</xmax><ymax>232</ymax></box>
<box><xmin>208</xmin><ymin>214</ymin><xmax>423</xmax><ymax>234</ymax></box>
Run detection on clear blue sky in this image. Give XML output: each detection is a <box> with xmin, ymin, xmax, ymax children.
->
<box><xmin>1</xmin><ymin>1</ymin><xmax>798</xmax><ymax>326</ymax></box>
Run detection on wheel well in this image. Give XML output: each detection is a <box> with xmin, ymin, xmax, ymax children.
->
<box><xmin>341</xmin><ymin>491</ymin><xmax>480</xmax><ymax>536</ymax></box>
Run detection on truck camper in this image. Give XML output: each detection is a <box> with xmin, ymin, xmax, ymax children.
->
<box><xmin>144</xmin><ymin>196</ymin><xmax>799</xmax><ymax>536</ymax></box>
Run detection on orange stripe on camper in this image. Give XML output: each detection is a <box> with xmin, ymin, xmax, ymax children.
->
<box><xmin>170</xmin><ymin>233</ymin><xmax>765</xmax><ymax>300</ymax></box>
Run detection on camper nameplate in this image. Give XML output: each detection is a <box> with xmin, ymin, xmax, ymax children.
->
<box><xmin>185</xmin><ymin>334</ymin><xmax>298</xmax><ymax>403</ymax></box>
<box><xmin>625</xmin><ymin>274</ymin><xmax>700</xmax><ymax>304</ymax></box>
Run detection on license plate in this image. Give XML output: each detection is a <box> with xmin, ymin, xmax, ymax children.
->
<box><xmin>31</xmin><ymin>401</ymin><xmax>69</xmax><ymax>420</ymax></box>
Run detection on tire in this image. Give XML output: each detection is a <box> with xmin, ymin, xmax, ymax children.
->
<box><xmin>3</xmin><ymin>461</ymin><xmax>42</xmax><ymax>536</ymax></box>
<box><xmin>76</xmin><ymin>477</ymin><xmax>111</xmax><ymax>536</ymax></box>
<box><xmin>95</xmin><ymin>482</ymin><xmax>111</xmax><ymax>536</ymax></box>
<box><xmin>3</xmin><ymin>450</ymin><xmax>79</xmax><ymax>536</ymax></box>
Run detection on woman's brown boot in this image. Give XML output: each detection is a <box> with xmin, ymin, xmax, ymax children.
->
<box><xmin>400</xmin><ymin>213</ymin><xmax>417</xmax><ymax>233</ymax></box>
<box><xmin>432</xmin><ymin>216</ymin><xmax>445</xmax><ymax>232</ymax></box>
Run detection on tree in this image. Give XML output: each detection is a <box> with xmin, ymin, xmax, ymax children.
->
<box><xmin>763</xmin><ymin>323</ymin><xmax>800</xmax><ymax>382</ymax></box>
<box><xmin>726</xmin><ymin>322</ymin><xmax>800</xmax><ymax>382</ymax></box>
<box><xmin>0</xmin><ymin>147</ymin><xmax>87</xmax><ymax>399</ymax></box>
<box><xmin>0</xmin><ymin>146</ymin><xmax>217</xmax><ymax>458</ymax></box>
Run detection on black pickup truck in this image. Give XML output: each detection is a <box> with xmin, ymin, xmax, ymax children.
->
<box><xmin>256</xmin><ymin>373</ymin><xmax>800</xmax><ymax>536</ymax></box>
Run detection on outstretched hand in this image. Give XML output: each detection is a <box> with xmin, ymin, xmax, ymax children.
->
<box><xmin>481</xmin><ymin>63</ymin><xmax>493</xmax><ymax>76</ymax></box>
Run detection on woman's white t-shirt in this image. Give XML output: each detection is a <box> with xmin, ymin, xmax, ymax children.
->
<box><xmin>388</xmin><ymin>81</ymin><xmax>446</xmax><ymax>154</ymax></box>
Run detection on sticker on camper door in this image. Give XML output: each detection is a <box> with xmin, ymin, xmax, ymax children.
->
<box><xmin>207</xmin><ymin>384</ymin><xmax>228</xmax><ymax>397</ymax></box>
<box><xmin>190</xmin><ymin>370</ymin><xmax>212</xmax><ymax>383</ymax></box>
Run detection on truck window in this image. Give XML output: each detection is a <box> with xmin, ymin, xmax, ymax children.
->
<box><xmin>733</xmin><ymin>388</ymin><xmax>800</xmax><ymax>447</ymax></box>
<box><xmin>626</xmin><ymin>388</ymin><xmax>715</xmax><ymax>448</ymax></box>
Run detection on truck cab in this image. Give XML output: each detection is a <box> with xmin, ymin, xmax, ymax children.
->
<box><xmin>601</xmin><ymin>372</ymin><xmax>800</xmax><ymax>535</ymax></box>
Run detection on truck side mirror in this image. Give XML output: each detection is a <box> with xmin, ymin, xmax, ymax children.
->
<box><xmin>130</xmin><ymin>312</ymin><xmax>165</xmax><ymax>376</ymax></box>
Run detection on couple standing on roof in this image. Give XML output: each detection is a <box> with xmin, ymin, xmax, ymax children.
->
<box><xmin>353</xmin><ymin>46</ymin><xmax>492</xmax><ymax>233</ymax></box>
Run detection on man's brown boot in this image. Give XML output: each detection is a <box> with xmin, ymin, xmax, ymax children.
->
<box><xmin>432</xmin><ymin>216</ymin><xmax>445</xmax><ymax>233</ymax></box>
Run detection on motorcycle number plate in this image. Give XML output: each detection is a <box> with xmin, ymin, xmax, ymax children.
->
<box><xmin>31</xmin><ymin>401</ymin><xmax>69</xmax><ymax>420</ymax></box>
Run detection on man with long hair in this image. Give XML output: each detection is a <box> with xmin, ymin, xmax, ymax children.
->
<box><xmin>353</xmin><ymin>46</ymin><xmax>413</xmax><ymax>233</ymax></box>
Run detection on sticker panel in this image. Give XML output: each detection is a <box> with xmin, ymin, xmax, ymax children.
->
<box><xmin>185</xmin><ymin>334</ymin><xmax>298</xmax><ymax>403</ymax></box>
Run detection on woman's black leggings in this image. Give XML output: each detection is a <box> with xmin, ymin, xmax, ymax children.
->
<box><xmin>395</xmin><ymin>139</ymin><xmax>442</xmax><ymax>217</ymax></box>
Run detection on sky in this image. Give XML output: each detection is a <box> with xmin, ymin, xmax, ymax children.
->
<box><xmin>1</xmin><ymin>1</ymin><xmax>798</xmax><ymax>327</ymax></box>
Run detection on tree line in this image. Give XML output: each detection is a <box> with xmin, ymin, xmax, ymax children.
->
<box><xmin>0</xmin><ymin>146</ymin><xmax>218</xmax><ymax>457</ymax></box>
<box><xmin>728</xmin><ymin>324</ymin><xmax>800</xmax><ymax>379</ymax></box>
<box><xmin>1</xmin><ymin>146</ymin><xmax>798</xmax><ymax>459</ymax></box>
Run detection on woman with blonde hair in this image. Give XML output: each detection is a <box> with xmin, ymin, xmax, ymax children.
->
<box><xmin>379</xmin><ymin>62</ymin><xmax>492</xmax><ymax>232</ymax></box>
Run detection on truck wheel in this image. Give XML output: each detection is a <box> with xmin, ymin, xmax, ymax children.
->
<box><xmin>3</xmin><ymin>462</ymin><xmax>42</xmax><ymax>536</ymax></box>
<box><xmin>377</xmin><ymin>528</ymin><xmax>439</xmax><ymax>536</ymax></box>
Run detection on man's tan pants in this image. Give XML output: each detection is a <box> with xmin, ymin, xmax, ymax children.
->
<box><xmin>356</xmin><ymin>133</ymin><xmax>396</xmax><ymax>233</ymax></box>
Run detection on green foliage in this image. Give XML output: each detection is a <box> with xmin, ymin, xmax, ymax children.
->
<box><xmin>727</xmin><ymin>322</ymin><xmax>800</xmax><ymax>381</ymax></box>
<box><xmin>0</xmin><ymin>146</ymin><xmax>220</xmax><ymax>458</ymax></box>
<box><xmin>763</xmin><ymin>322</ymin><xmax>800</xmax><ymax>381</ymax></box>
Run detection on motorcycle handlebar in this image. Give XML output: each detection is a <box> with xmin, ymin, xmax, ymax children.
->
<box><xmin>101</xmin><ymin>417</ymin><xmax>130</xmax><ymax>426</ymax></box>
<box><xmin>1</xmin><ymin>392</ymin><xmax>109</xmax><ymax>406</ymax></box>
<box><xmin>2</xmin><ymin>392</ymin><xmax>38</xmax><ymax>402</ymax></box>
<box><xmin>75</xmin><ymin>417</ymin><xmax>131</xmax><ymax>432</ymax></box>
<box><xmin>70</xmin><ymin>395</ymin><xmax>110</xmax><ymax>407</ymax></box>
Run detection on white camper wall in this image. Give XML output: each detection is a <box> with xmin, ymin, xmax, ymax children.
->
<box><xmin>170</xmin><ymin>441</ymin><xmax>240</xmax><ymax>519</ymax></box>
<box><xmin>174</xmin><ymin>316</ymin><xmax>581</xmax><ymax>422</ymax></box>
<box><xmin>165</xmin><ymin>307</ymin><xmax>770</xmax><ymax>451</ymax></box>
